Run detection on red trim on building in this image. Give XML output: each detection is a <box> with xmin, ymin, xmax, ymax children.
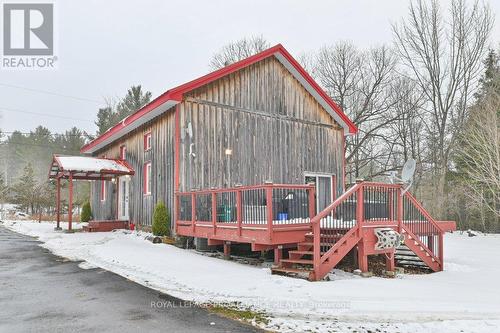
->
<box><xmin>81</xmin><ymin>44</ymin><xmax>357</xmax><ymax>154</ymax></box>
<box><xmin>174</xmin><ymin>105</ymin><xmax>180</xmax><ymax>192</ymax></box>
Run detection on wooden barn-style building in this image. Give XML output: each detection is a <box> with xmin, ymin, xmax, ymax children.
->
<box><xmin>71</xmin><ymin>44</ymin><xmax>454</xmax><ymax>281</ymax></box>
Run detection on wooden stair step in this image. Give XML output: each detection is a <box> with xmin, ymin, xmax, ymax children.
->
<box><xmin>395</xmin><ymin>255</ymin><xmax>424</xmax><ymax>262</ymax></box>
<box><xmin>289</xmin><ymin>250</ymin><xmax>326</xmax><ymax>256</ymax></box>
<box><xmin>299</xmin><ymin>242</ymin><xmax>332</xmax><ymax>247</ymax></box>
<box><xmin>280</xmin><ymin>258</ymin><xmax>313</xmax><ymax>265</ymax></box>
<box><xmin>271</xmin><ymin>267</ymin><xmax>312</xmax><ymax>275</ymax></box>
<box><xmin>289</xmin><ymin>250</ymin><xmax>313</xmax><ymax>255</ymax></box>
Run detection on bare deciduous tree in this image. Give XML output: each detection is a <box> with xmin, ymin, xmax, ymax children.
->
<box><xmin>460</xmin><ymin>89</ymin><xmax>500</xmax><ymax>221</ymax></box>
<box><xmin>392</xmin><ymin>0</ymin><xmax>493</xmax><ymax>217</ymax></box>
<box><xmin>209</xmin><ymin>36</ymin><xmax>271</xmax><ymax>70</ymax></box>
<box><xmin>312</xmin><ymin>42</ymin><xmax>399</xmax><ymax>182</ymax></box>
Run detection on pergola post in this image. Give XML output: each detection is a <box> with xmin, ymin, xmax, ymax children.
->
<box><xmin>68</xmin><ymin>173</ymin><xmax>73</xmax><ymax>232</ymax></box>
<box><xmin>55</xmin><ymin>176</ymin><xmax>62</xmax><ymax>230</ymax></box>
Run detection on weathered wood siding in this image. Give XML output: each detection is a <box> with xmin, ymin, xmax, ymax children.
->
<box><xmin>90</xmin><ymin>109</ymin><xmax>175</xmax><ymax>226</ymax></box>
<box><xmin>90</xmin><ymin>55</ymin><xmax>345</xmax><ymax>225</ymax></box>
<box><xmin>179</xmin><ymin>56</ymin><xmax>344</xmax><ymax>196</ymax></box>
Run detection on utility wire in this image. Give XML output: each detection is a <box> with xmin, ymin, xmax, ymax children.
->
<box><xmin>0</xmin><ymin>82</ymin><xmax>102</xmax><ymax>104</ymax></box>
<box><xmin>0</xmin><ymin>141</ymin><xmax>82</xmax><ymax>149</ymax></box>
<box><xmin>0</xmin><ymin>131</ymin><xmax>92</xmax><ymax>137</ymax></box>
<box><xmin>0</xmin><ymin>106</ymin><xmax>95</xmax><ymax>123</ymax></box>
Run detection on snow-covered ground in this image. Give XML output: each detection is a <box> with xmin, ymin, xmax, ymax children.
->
<box><xmin>2</xmin><ymin>220</ymin><xmax>500</xmax><ymax>333</ymax></box>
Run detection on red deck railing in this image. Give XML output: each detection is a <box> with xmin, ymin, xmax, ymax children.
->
<box><xmin>175</xmin><ymin>181</ymin><xmax>445</xmax><ymax>279</ymax></box>
<box><xmin>175</xmin><ymin>183</ymin><xmax>316</xmax><ymax>245</ymax></box>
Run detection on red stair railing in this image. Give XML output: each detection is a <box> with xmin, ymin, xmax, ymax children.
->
<box><xmin>311</xmin><ymin>182</ymin><xmax>362</xmax><ymax>275</ymax></box>
<box><xmin>401</xmin><ymin>190</ymin><xmax>444</xmax><ymax>268</ymax></box>
<box><xmin>311</xmin><ymin>181</ymin><xmax>445</xmax><ymax>279</ymax></box>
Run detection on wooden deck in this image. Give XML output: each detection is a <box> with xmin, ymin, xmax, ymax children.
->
<box><xmin>175</xmin><ymin>181</ymin><xmax>450</xmax><ymax>281</ymax></box>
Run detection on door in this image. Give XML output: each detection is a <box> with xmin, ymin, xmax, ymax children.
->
<box><xmin>305</xmin><ymin>174</ymin><xmax>334</xmax><ymax>213</ymax></box>
<box><xmin>118</xmin><ymin>177</ymin><xmax>130</xmax><ymax>220</ymax></box>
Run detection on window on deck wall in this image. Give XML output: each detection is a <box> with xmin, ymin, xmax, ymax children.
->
<box><xmin>144</xmin><ymin>132</ymin><xmax>152</xmax><ymax>151</ymax></box>
<box><xmin>143</xmin><ymin>162</ymin><xmax>152</xmax><ymax>195</ymax></box>
<box><xmin>119</xmin><ymin>145</ymin><xmax>127</xmax><ymax>160</ymax></box>
<box><xmin>100</xmin><ymin>180</ymin><xmax>106</xmax><ymax>201</ymax></box>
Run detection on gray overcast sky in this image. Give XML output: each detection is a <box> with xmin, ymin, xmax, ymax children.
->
<box><xmin>0</xmin><ymin>0</ymin><xmax>499</xmax><ymax>134</ymax></box>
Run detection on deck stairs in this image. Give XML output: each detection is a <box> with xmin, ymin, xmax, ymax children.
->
<box><xmin>399</xmin><ymin>227</ymin><xmax>442</xmax><ymax>271</ymax></box>
<box><xmin>272</xmin><ymin>182</ymin><xmax>444</xmax><ymax>280</ymax></box>
<box><xmin>272</xmin><ymin>228</ymin><xmax>360</xmax><ymax>280</ymax></box>
<box><xmin>395</xmin><ymin>245</ymin><xmax>427</xmax><ymax>269</ymax></box>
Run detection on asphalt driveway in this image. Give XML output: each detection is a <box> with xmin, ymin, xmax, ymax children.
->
<box><xmin>0</xmin><ymin>225</ymin><xmax>261</xmax><ymax>333</ymax></box>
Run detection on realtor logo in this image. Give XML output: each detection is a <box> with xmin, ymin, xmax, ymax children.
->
<box><xmin>2</xmin><ymin>3</ymin><xmax>56</xmax><ymax>69</ymax></box>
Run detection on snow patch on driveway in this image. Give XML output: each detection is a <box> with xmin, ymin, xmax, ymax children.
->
<box><xmin>2</xmin><ymin>220</ymin><xmax>500</xmax><ymax>333</ymax></box>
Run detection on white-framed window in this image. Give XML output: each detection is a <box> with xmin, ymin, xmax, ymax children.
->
<box><xmin>120</xmin><ymin>145</ymin><xmax>127</xmax><ymax>160</ymax></box>
<box><xmin>304</xmin><ymin>173</ymin><xmax>335</xmax><ymax>213</ymax></box>
<box><xmin>143</xmin><ymin>161</ymin><xmax>152</xmax><ymax>195</ymax></box>
<box><xmin>144</xmin><ymin>132</ymin><xmax>152</xmax><ymax>151</ymax></box>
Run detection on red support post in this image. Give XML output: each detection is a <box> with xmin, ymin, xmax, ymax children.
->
<box><xmin>355</xmin><ymin>180</ymin><xmax>367</xmax><ymax>272</ymax></box>
<box><xmin>397</xmin><ymin>185</ymin><xmax>403</xmax><ymax>233</ymax></box>
<box><xmin>265</xmin><ymin>183</ymin><xmax>273</xmax><ymax>242</ymax></box>
<box><xmin>385</xmin><ymin>250</ymin><xmax>395</xmax><ymax>272</ymax></box>
<box><xmin>68</xmin><ymin>173</ymin><xmax>73</xmax><ymax>232</ymax></box>
<box><xmin>55</xmin><ymin>177</ymin><xmax>61</xmax><ymax>230</ymax></box>
<box><xmin>308</xmin><ymin>185</ymin><xmax>316</xmax><ymax>219</ymax></box>
<box><xmin>274</xmin><ymin>246</ymin><xmax>282</xmax><ymax>266</ymax></box>
<box><xmin>312</xmin><ymin>217</ymin><xmax>321</xmax><ymax>277</ymax></box>
<box><xmin>355</xmin><ymin>180</ymin><xmax>364</xmax><ymax>229</ymax></box>
<box><xmin>211</xmin><ymin>192</ymin><xmax>217</xmax><ymax>235</ymax></box>
<box><xmin>357</xmin><ymin>241</ymin><xmax>368</xmax><ymax>272</ymax></box>
<box><xmin>439</xmin><ymin>233</ymin><xmax>444</xmax><ymax>270</ymax></box>
<box><xmin>388</xmin><ymin>189</ymin><xmax>394</xmax><ymax>222</ymax></box>
<box><xmin>223</xmin><ymin>241</ymin><xmax>231</xmax><ymax>260</ymax></box>
<box><xmin>236</xmin><ymin>188</ymin><xmax>242</xmax><ymax>236</ymax></box>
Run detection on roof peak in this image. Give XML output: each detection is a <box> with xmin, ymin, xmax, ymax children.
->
<box><xmin>81</xmin><ymin>44</ymin><xmax>356</xmax><ymax>153</ymax></box>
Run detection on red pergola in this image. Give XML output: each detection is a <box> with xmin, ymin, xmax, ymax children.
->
<box><xmin>48</xmin><ymin>155</ymin><xmax>134</xmax><ymax>232</ymax></box>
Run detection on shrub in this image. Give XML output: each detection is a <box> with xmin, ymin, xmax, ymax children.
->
<box><xmin>81</xmin><ymin>201</ymin><xmax>92</xmax><ymax>222</ymax></box>
<box><xmin>152</xmin><ymin>201</ymin><xmax>171</xmax><ymax>236</ymax></box>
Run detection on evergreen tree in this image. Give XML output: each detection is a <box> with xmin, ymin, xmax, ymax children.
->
<box><xmin>13</xmin><ymin>163</ymin><xmax>36</xmax><ymax>213</ymax></box>
<box><xmin>475</xmin><ymin>49</ymin><xmax>500</xmax><ymax>100</ymax></box>
<box><xmin>152</xmin><ymin>202</ymin><xmax>171</xmax><ymax>236</ymax></box>
<box><xmin>56</xmin><ymin>127</ymin><xmax>87</xmax><ymax>154</ymax></box>
<box><xmin>116</xmin><ymin>85</ymin><xmax>152</xmax><ymax>120</ymax></box>
<box><xmin>0</xmin><ymin>173</ymin><xmax>8</xmax><ymax>204</ymax></box>
<box><xmin>32</xmin><ymin>181</ymin><xmax>55</xmax><ymax>222</ymax></box>
<box><xmin>95</xmin><ymin>106</ymin><xmax>115</xmax><ymax>135</ymax></box>
<box><xmin>95</xmin><ymin>86</ymin><xmax>152</xmax><ymax>135</ymax></box>
<box><xmin>80</xmin><ymin>201</ymin><xmax>92</xmax><ymax>222</ymax></box>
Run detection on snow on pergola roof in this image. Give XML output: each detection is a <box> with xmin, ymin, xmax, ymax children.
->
<box><xmin>48</xmin><ymin>155</ymin><xmax>135</xmax><ymax>180</ymax></box>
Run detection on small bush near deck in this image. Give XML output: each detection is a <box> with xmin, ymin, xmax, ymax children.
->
<box><xmin>81</xmin><ymin>201</ymin><xmax>92</xmax><ymax>222</ymax></box>
<box><xmin>152</xmin><ymin>202</ymin><xmax>171</xmax><ymax>236</ymax></box>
